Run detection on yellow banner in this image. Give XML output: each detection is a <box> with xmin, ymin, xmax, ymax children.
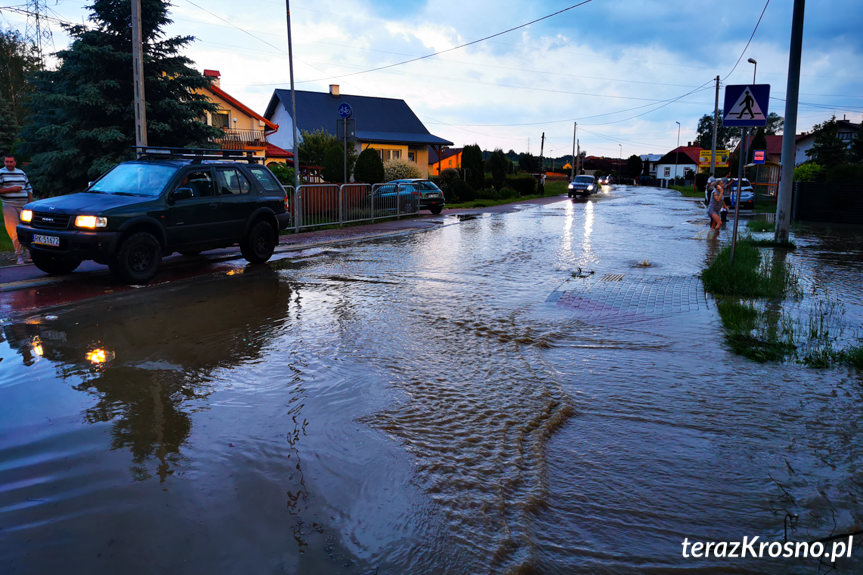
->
<box><xmin>699</xmin><ymin>150</ymin><xmax>730</xmax><ymax>168</ymax></box>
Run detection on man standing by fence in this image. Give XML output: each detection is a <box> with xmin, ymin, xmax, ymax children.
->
<box><xmin>0</xmin><ymin>155</ymin><xmax>33</xmax><ymax>265</ymax></box>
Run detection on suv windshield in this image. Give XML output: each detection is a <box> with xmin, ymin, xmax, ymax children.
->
<box><xmin>90</xmin><ymin>163</ymin><xmax>177</xmax><ymax>197</ymax></box>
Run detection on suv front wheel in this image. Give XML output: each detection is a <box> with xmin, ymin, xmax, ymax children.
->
<box><xmin>110</xmin><ymin>231</ymin><xmax>162</xmax><ymax>284</ymax></box>
<box><xmin>241</xmin><ymin>219</ymin><xmax>276</xmax><ymax>263</ymax></box>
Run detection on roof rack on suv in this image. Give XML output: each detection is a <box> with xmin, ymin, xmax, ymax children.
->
<box><xmin>133</xmin><ymin>146</ymin><xmax>260</xmax><ymax>163</ymax></box>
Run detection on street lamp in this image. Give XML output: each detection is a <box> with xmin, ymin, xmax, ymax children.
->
<box><xmin>747</xmin><ymin>57</ymin><xmax>757</xmax><ymax>83</ymax></box>
<box><xmin>674</xmin><ymin>121</ymin><xmax>680</xmax><ymax>185</ymax></box>
<box><xmin>618</xmin><ymin>144</ymin><xmax>622</xmax><ymax>181</ymax></box>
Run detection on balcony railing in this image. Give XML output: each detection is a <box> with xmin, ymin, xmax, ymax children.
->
<box><xmin>212</xmin><ymin>129</ymin><xmax>267</xmax><ymax>149</ymax></box>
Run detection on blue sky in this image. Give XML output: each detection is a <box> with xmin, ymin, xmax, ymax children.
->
<box><xmin>4</xmin><ymin>0</ymin><xmax>862</xmax><ymax>158</ymax></box>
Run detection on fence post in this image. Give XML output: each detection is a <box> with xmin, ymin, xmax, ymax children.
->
<box><xmin>338</xmin><ymin>184</ymin><xmax>344</xmax><ymax>227</ymax></box>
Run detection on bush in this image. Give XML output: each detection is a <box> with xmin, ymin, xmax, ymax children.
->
<box><xmin>267</xmin><ymin>163</ymin><xmax>295</xmax><ymax>185</ymax></box>
<box><xmin>793</xmin><ymin>162</ymin><xmax>824</xmax><ymax>182</ymax></box>
<box><xmin>498</xmin><ymin>187</ymin><xmax>518</xmax><ymax>199</ymax></box>
<box><xmin>436</xmin><ymin>168</ymin><xmax>472</xmax><ymax>202</ymax></box>
<box><xmin>383</xmin><ymin>158</ymin><xmax>422</xmax><ymax>181</ymax></box>
<box><xmin>449</xmin><ymin>178</ymin><xmax>474</xmax><ymax>202</ymax></box>
<box><xmin>505</xmin><ymin>174</ymin><xmax>536</xmax><ymax>196</ymax></box>
<box><xmin>825</xmin><ymin>163</ymin><xmax>863</xmax><ymax>184</ymax></box>
<box><xmin>354</xmin><ymin>147</ymin><xmax>385</xmax><ymax>184</ymax></box>
<box><xmin>476</xmin><ymin>187</ymin><xmax>499</xmax><ymax>200</ymax></box>
<box><xmin>695</xmin><ymin>172</ymin><xmax>710</xmax><ymax>193</ymax></box>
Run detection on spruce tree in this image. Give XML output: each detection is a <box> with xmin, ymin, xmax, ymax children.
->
<box><xmin>19</xmin><ymin>0</ymin><xmax>220</xmax><ymax>197</ymax></box>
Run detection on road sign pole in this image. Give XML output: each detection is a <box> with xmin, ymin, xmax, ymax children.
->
<box><xmin>730</xmin><ymin>127</ymin><xmax>747</xmax><ymax>265</ymax></box>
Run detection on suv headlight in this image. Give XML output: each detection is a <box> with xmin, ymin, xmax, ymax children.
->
<box><xmin>75</xmin><ymin>215</ymin><xmax>108</xmax><ymax>229</ymax></box>
<box><xmin>21</xmin><ymin>209</ymin><xmax>32</xmax><ymax>223</ymax></box>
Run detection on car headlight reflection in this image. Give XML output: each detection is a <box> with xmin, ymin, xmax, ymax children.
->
<box><xmin>75</xmin><ymin>215</ymin><xmax>108</xmax><ymax>229</ymax></box>
<box><xmin>21</xmin><ymin>209</ymin><xmax>32</xmax><ymax>223</ymax></box>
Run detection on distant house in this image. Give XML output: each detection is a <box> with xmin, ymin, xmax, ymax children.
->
<box><xmin>639</xmin><ymin>154</ymin><xmax>663</xmax><ymax>179</ymax></box>
<box><xmin>794</xmin><ymin>118</ymin><xmax>860</xmax><ymax>165</ymax></box>
<box><xmin>196</xmin><ymin>70</ymin><xmax>279</xmax><ymax>161</ymax></box>
<box><xmin>264</xmin><ymin>85</ymin><xmax>452</xmax><ymax>178</ymax></box>
<box><xmin>428</xmin><ymin>147</ymin><xmax>463</xmax><ymax>175</ymax></box>
<box><xmin>655</xmin><ymin>146</ymin><xmax>701</xmax><ymax>184</ymax></box>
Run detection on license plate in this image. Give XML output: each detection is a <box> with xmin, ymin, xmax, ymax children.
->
<box><xmin>33</xmin><ymin>234</ymin><xmax>60</xmax><ymax>247</ymax></box>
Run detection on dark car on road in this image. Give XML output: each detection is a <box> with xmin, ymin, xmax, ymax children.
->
<box><xmin>388</xmin><ymin>178</ymin><xmax>445</xmax><ymax>214</ymax></box>
<box><xmin>568</xmin><ymin>175</ymin><xmax>598</xmax><ymax>197</ymax></box>
<box><xmin>17</xmin><ymin>148</ymin><xmax>291</xmax><ymax>284</ymax></box>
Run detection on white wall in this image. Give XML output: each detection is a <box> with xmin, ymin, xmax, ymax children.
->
<box><xmin>266</xmin><ymin>105</ymin><xmax>295</xmax><ymax>150</ymax></box>
<box><xmin>656</xmin><ymin>163</ymin><xmax>695</xmax><ymax>181</ymax></box>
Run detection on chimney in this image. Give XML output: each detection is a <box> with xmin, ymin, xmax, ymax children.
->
<box><xmin>204</xmin><ymin>69</ymin><xmax>221</xmax><ymax>87</ymax></box>
<box><xmin>329</xmin><ymin>84</ymin><xmax>340</xmax><ymax>97</ymax></box>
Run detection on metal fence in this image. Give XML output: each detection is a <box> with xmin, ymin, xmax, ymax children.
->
<box><xmin>283</xmin><ymin>183</ymin><xmax>422</xmax><ymax>231</ymax></box>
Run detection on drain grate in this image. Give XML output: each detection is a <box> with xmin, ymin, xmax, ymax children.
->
<box><xmin>554</xmin><ymin>274</ymin><xmax>707</xmax><ymax>319</ymax></box>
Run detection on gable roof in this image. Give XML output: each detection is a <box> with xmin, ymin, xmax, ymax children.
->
<box><xmin>656</xmin><ymin>146</ymin><xmax>702</xmax><ymax>165</ymax></box>
<box><xmin>206</xmin><ymin>82</ymin><xmax>278</xmax><ymax>133</ymax></box>
<box><xmin>428</xmin><ymin>147</ymin><xmax>463</xmax><ymax>163</ymax></box>
<box><xmin>265</xmin><ymin>89</ymin><xmax>452</xmax><ymax>147</ymax></box>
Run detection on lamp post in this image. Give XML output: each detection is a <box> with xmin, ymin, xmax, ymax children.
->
<box><xmin>747</xmin><ymin>57</ymin><xmax>757</xmax><ymax>84</ymax></box>
<box><xmin>618</xmin><ymin>144</ymin><xmax>622</xmax><ymax>181</ymax></box>
<box><xmin>674</xmin><ymin>121</ymin><xmax>680</xmax><ymax>186</ymax></box>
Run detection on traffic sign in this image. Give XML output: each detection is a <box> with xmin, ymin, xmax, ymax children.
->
<box><xmin>338</xmin><ymin>103</ymin><xmax>352</xmax><ymax>119</ymax></box>
<box><xmin>752</xmin><ymin>150</ymin><xmax>766</xmax><ymax>165</ymax></box>
<box><xmin>723</xmin><ymin>84</ymin><xmax>770</xmax><ymax>127</ymax></box>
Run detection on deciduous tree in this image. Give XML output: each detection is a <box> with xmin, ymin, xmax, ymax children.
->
<box><xmin>806</xmin><ymin>116</ymin><xmax>848</xmax><ymax>168</ymax></box>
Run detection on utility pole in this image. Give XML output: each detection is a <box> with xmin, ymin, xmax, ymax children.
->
<box><xmin>576</xmin><ymin>139</ymin><xmax>580</xmax><ymax>175</ymax></box>
<box><xmin>286</xmin><ymin>0</ymin><xmax>301</xmax><ymax>204</ymax></box>
<box><xmin>775</xmin><ymin>0</ymin><xmax>805</xmax><ymax>243</ymax></box>
<box><xmin>711</xmin><ymin>75</ymin><xmax>720</xmax><ymax>177</ymax></box>
<box><xmin>131</xmin><ymin>0</ymin><xmax>147</xmax><ymax>148</ymax></box>
<box><xmin>539</xmin><ymin>132</ymin><xmax>545</xmax><ymax>174</ymax></box>
<box><xmin>571</xmin><ymin>122</ymin><xmax>577</xmax><ymax>180</ymax></box>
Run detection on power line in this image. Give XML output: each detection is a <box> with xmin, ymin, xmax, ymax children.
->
<box><xmin>298</xmin><ymin>0</ymin><xmax>595</xmax><ymax>83</ymax></box>
<box><xmin>723</xmin><ymin>0</ymin><xmax>770</xmax><ymax>81</ymax></box>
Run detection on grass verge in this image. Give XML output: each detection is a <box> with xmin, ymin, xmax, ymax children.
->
<box><xmin>670</xmin><ymin>185</ymin><xmax>703</xmax><ymax>198</ymax></box>
<box><xmin>703</xmin><ymin>240</ymin><xmax>859</xmax><ymax>368</ymax></box>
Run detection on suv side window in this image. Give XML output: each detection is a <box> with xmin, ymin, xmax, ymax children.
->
<box><xmin>249</xmin><ymin>165</ymin><xmax>285</xmax><ymax>194</ymax></box>
<box><xmin>215</xmin><ymin>167</ymin><xmax>251</xmax><ymax>195</ymax></box>
<box><xmin>178</xmin><ymin>169</ymin><xmax>215</xmax><ymax>197</ymax></box>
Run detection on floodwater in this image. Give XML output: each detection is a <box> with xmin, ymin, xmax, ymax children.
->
<box><xmin>1</xmin><ymin>186</ymin><xmax>861</xmax><ymax>574</ymax></box>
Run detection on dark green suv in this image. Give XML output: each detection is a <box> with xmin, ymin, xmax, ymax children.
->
<box><xmin>17</xmin><ymin>148</ymin><xmax>291</xmax><ymax>284</ymax></box>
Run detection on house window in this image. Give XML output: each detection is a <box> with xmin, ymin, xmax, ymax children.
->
<box><xmin>664</xmin><ymin>167</ymin><xmax>671</xmax><ymax>178</ymax></box>
<box><xmin>408</xmin><ymin>151</ymin><xmax>416</xmax><ymax>162</ymax></box>
<box><xmin>212</xmin><ymin>111</ymin><xmax>230</xmax><ymax>129</ymax></box>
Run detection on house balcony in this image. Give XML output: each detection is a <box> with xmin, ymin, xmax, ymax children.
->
<box><xmin>212</xmin><ymin>129</ymin><xmax>267</xmax><ymax>150</ymax></box>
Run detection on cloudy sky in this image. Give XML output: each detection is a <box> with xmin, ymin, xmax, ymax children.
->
<box><xmin>4</xmin><ymin>0</ymin><xmax>862</xmax><ymax>159</ymax></box>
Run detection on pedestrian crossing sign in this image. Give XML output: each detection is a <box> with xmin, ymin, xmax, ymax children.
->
<box><xmin>723</xmin><ymin>84</ymin><xmax>770</xmax><ymax>127</ymax></box>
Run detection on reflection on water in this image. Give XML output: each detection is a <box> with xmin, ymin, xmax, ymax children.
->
<box><xmin>1</xmin><ymin>187</ymin><xmax>862</xmax><ymax>574</ymax></box>
<box><xmin>2</xmin><ymin>268</ymin><xmax>294</xmax><ymax>482</ymax></box>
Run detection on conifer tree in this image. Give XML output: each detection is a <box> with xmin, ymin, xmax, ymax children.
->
<box><xmin>19</xmin><ymin>0</ymin><xmax>219</xmax><ymax>197</ymax></box>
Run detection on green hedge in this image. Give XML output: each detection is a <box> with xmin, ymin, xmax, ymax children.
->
<box><xmin>505</xmin><ymin>174</ymin><xmax>536</xmax><ymax>196</ymax></box>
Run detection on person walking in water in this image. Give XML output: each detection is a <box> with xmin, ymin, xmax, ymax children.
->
<box><xmin>707</xmin><ymin>180</ymin><xmax>725</xmax><ymax>231</ymax></box>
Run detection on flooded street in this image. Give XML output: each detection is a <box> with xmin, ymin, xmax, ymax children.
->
<box><xmin>2</xmin><ymin>186</ymin><xmax>862</xmax><ymax>574</ymax></box>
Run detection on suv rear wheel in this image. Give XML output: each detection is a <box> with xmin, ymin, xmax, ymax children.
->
<box><xmin>241</xmin><ymin>219</ymin><xmax>276</xmax><ymax>263</ymax></box>
<box><xmin>110</xmin><ymin>231</ymin><xmax>162</xmax><ymax>284</ymax></box>
<box><xmin>30</xmin><ymin>251</ymin><xmax>82</xmax><ymax>275</ymax></box>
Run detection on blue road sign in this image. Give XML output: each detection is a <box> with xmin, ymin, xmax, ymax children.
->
<box><xmin>338</xmin><ymin>103</ymin><xmax>352</xmax><ymax>119</ymax></box>
<box><xmin>723</xmin><ymin>84</ymin><xmax>770</xmax><ymax>127</ymax></box>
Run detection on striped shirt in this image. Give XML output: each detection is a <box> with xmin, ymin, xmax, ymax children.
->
<box><xmin>0</xmin><ymin>167</ymin><xmax>32</xmax><ymax>207</ymax></box>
